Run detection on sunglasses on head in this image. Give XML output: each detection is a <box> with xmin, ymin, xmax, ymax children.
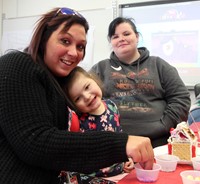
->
<box><xmin>55</xmin><ymin>7</ymin><xmax>86</xmax><ymax>20</ymax></box>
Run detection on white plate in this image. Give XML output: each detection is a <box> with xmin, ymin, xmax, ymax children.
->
<box><xmin>153</xmin><ymin>145</ymin><xmax>168</xmax><ymax>156</ymax></box>
<box><xmin>153</xmin><ymin>145</ymin><xmax>192</xmax><ymax>165</ymax></box>
<box><xmin>178</xmin><ymin>160</ymin><xmax>192</xmax><ymax>165</ymax></box>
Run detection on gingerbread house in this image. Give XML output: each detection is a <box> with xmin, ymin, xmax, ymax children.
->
<box><xmin>168</xmin><ymin>122</ymin><xmax>197</xmax><ymax>161</ymax></box>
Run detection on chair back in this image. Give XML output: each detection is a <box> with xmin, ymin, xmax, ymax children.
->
<box><xmin>194</xmin><ymin>83</ymin><xmax>200</xmax><ymax>97</ymax></box>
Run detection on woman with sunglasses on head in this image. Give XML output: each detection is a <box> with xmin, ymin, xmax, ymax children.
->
<box><xmin>0</xmin><ymin>8</ymin><xmax>154</xmax><ymax>184</ymax></box>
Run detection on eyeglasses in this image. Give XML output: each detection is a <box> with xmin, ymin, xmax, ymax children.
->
<box><xmin>55</xmin><ymin>7</ymin><xmax>86</xmax><ymax>20</ymax></box>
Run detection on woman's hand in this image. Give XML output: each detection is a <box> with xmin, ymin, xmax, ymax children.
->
<box><xmin>126</xmin><ymin>135</ymin><xmax>154</xmax><ymax>170</ymax></box>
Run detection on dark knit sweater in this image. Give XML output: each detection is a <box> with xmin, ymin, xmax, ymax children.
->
<box><xmin>0</xmin><ymin>51</ymin><xmax>128</xmax><ymax>184</ymax></box>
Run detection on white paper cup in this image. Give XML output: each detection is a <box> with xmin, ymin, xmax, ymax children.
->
<box><xmin>192</xmin><ymin>157</ymin><xmax>200</xmax><ymax>170</ymax></box>
<box><xmin>155</xmin><ymin>154</ymin><xmax>179</xmax><ymax>172</ymax></box>
<box><xmin>135</xmin><ymin>163</ymin><xmax>161</xmax><ymax>182</ymax></box>
<box><xmin>180</xmin><ymin>170</ymin><xmax>200</xmax><ymax>184</ymax></box>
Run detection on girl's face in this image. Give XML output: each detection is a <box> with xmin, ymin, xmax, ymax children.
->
<box><xmin>110</xmin><ymin>22</ymin><xmax>139</xmax><ymax>62</ymax></box>
<box><xmin>44</xmin><ymin>23</ymin><xmax>87</xmax><ymax>77</ymax></box>
<box><xmin>69</xmin><ymin>73</ymin><xmax>103</xmax><ymax>114</ymax></box>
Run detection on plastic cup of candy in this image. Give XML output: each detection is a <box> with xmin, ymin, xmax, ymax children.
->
<box><xmin>180</xmin><ymin>170</ymin><xmax>200</xmax><ymax>184</ymax></box>
<box><xmin>155</xmin><ymin>154</ymin><xmax>179</xmax><ymax>172</ymax></box>
<box><xmin>191</xmin><ymin>157</ymin><xmax>200</xmax><ymax>171</ymax></box>
<box><xmin>135</xmin><ymin>163</ymin><xmax>161</xmax><ymax>182</ymax></box>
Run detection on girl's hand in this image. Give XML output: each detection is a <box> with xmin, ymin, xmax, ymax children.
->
<box><xmin>123</xmin><ymin>157</ymin><xmax>134</xmax><ymax>173</ymax></box>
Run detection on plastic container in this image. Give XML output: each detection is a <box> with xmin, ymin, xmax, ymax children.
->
<box><xmin>191</xmin><ymin>157</ymin><xmax>200</xmax><ymax>171</ymax></box>
<box><xmin>155</xmin><ymin>154</ymin><xmax>179</xmax><ymax>172</ymax></box>
<box><xmin>180</xmin><ymin>170</ymin><xmax>200</xmax><ymax>184</ymax></box>
<box><xmin>135</xmin><ymin>163</ymin><xmax>161</xmax><ymax>182</ymax></box>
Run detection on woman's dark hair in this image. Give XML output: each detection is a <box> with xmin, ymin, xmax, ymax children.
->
<box><xmin>24</xmin><ymin>8</ymin><xmax>89</xmax><ymax>107</ymax></box>
<box><xmin>25</xmin><ymin>7</ymin><xmax>89</xmax><ymax>64</ymax></box>
<box><xmin>60</xmin><ymin>66</ymin><xmax>104</xmax><ymax>113</ymax></box>
<box><xmin>107</xmin><ymin>17</ymin><xmax>139</xmax><ymax>40</ymax></box>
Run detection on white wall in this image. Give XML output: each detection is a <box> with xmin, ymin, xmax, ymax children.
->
<box><xmin>2</xmin><ymin>0</ymin><xmax>112</xmax><ymax>18</ymax></box>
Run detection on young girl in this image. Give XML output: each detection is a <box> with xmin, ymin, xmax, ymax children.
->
<box><xmin>61</xmin><ymin>66</ymin><xmax>134</xmax><ymax>177</ymax></box>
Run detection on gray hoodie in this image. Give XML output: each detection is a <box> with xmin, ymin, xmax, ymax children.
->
<box><xmin>91</xmin><ymin>47</ymin><xmax>191</xmax><ymax>148</ymax></box>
